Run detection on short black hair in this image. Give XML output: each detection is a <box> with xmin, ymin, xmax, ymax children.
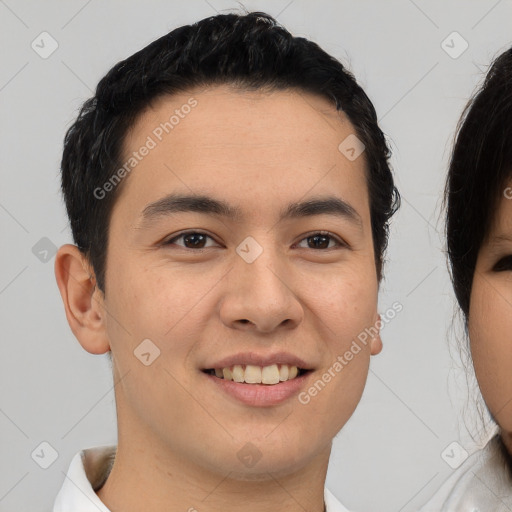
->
<box><xmin>446</xmin><ymin>47</ymin><xmax>512</xmax><ymax>319</ymax></box>
<box><xmin>61</xmin><ymin>11</ymin><xmax>400</xmax><ymax>293</ymax></box>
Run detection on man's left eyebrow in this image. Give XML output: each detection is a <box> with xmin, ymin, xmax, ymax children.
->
<box><xmin>281</xmin><ymin>196</ymin><xmax>362</xmax><ymax>226</ymax></box>
<box><xmin>138</xmin><ymin>193</ymin><xmax>362</xmax><ymax>227</ymax></box>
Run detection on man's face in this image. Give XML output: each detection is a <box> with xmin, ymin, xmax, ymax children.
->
<box><xmin>100</xmin><ymin>85</ymin><xmax>381</xmax><ymax>478</ymax></box>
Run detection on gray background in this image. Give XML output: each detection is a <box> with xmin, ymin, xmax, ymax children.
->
<box><xmin>1</xmin><ymin>1</ymin><xmax>510</xmax><ymax>511</ymax></box>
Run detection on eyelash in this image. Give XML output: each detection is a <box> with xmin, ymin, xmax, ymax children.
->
<box><xmin>493</xmin><ymin>255</ymin><xmax>512</xmax><ymax>272</ymax></box>
<box><xmin>163</xmin><ymin>230</ymin><xmax>347</xmax><ymax>251</ymax></box>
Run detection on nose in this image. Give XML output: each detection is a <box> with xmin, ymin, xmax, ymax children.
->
<box><xmin>219</xmin><ymin>245</ymin><xmax>304</xmax><ymax>334</ymax></box>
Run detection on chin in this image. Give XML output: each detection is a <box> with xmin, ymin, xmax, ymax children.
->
<box><xmin>227</xmin><ymin>456</ymin><xmax>314</xmax><ymax>481</ymax></box>
<box><xmin>197</xmin><ymin>443</ymin><xmax>321</xmax><ymax>480</ymax></box>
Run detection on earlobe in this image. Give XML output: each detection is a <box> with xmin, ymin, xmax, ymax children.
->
<box><xmin>54</xmin><ymin>244</ymin><xmax>110</xmax><ymax>355</ymax></box>
<box><xmin>370</xmin><ymin>313</ymin><xmax>383</xmax><ymax>356</ymax></box>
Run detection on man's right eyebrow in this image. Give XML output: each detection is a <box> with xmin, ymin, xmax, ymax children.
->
<box><xmin>139</xmin><ymin>194</ymin><xmax>244</xmax><ymax>225</ymax></box>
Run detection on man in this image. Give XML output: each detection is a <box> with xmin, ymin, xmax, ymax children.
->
<box><xmin>53</xmin><ymin>11</ymin><xmax>399</xmax><ymax>512</ymax></box>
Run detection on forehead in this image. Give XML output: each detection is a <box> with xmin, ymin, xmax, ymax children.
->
<box><xmin>115</xmin><ymin>85</ymin><xmax>370</xmax><ymax>223</ymax></box>
<box><xmin>128</xmin><ymin>84</ymin><xmax>355</xmax><ymax>153</ymax></box>
<box><xmin>485</xmin><ymin>180</ymin><xmax>512</xmax><ymax>243</ymax></box>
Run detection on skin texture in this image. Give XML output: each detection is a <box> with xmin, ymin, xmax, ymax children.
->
<box><xmin>55</xmin><ymin>85</ymin><xmax>383</xmax><ymax>512</ymax></box>
<box><xmin>469</xmin><ymin>180</ymin><xmax>512</xmax><ymax>455</ymax></box>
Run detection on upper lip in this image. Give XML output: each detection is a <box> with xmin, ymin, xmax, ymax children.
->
<box><xmin>203</xmin><ymin>351</ymin><xmax>314</xmax><ymax>370</ymax></box>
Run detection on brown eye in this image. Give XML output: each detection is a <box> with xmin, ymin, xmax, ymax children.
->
<box><xmin>295</xmin><ymin>232</ymin><xmax>345</xmax><ymax>250</ymax></box>
<box><xmin>493</xmin><ymin>255</ymin><xmax>512</xmax><ymax>272</ymax></box>
<box><xmin>165</xmin><ymin>232</ymin><xmax>218</xmax><ymax>249</ymax></box>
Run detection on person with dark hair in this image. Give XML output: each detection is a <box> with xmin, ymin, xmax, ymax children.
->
<box><xmin>53</xmin><ymin>11</ymin><xmax>399</xmax><ymax>512</ymax></box>
<box><xmin>420</xmin><ymin>47</ymin><xmax>512</xmax><ymax>510</ymax></box>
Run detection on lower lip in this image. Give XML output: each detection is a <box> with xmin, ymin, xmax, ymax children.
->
<box><xmin>202</xmin><ymin>371</ymin><xmax>313</xmax><ymax>407</ymax></box>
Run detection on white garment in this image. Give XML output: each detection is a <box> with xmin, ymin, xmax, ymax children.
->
<box><xmin>53</xmin><ymin>445</ymin><xmax>350</xmax><ymax>512</ymax></box>
<box><xmin>420</xmin><ymin>436</ymin><xmax>512</xmax><ymax>511</ymax></box>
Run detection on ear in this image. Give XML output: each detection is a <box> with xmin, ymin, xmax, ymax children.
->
<box><xmin>370</xmin><ymin>313</ymin><xmax>383</xmax><ymax>356</ymax></box>
<box><xmin>54</xmin><ymin>244</ymin><xmax>110</xmax><ymax>355</ymax></box>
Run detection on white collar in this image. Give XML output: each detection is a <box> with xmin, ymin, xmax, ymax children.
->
<box><xmin>420</xmin><ymin>435</ymin><xmax>512</xmax><ymax>511</ymax></box>
<box><xmin>53</xmin><ymin>446</ymin><xmax>351</xmax><ymax>512</ymax></box>
<box><xmin>53</xmin><ymin>445</ymin><xmax>114</xmax><ymax>512</ymax></box>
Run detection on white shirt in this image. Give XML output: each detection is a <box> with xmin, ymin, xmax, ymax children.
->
<box><xmin>53</xmin><ymin>445</ymin><xmax>351</xmax><ymax>512</ymax></box>
<box><xmin>420</xmin><ymin>436</ymin><xmax>512</xmax><ymax>511</ymax></box>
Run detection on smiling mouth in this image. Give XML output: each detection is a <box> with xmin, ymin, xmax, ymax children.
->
<box><xmin>202</xmin><ymin>364</ymin><xmax>310</xmax><ymax>385</ymax></box>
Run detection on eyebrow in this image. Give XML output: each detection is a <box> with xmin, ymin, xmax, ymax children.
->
<box><xmin>139</xmin><ymin>193</ymin><xmax>362</xmax><ymax>227</ymax></box>
<box><xmin>488</xmin><ymin>233</ymin><xmax>512</xmax><ymax>246</ymax></box>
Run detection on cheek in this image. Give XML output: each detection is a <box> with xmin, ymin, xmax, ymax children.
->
<box><xmin>469</xmin><ymin>278</ymin><xmax>512</xmax><ymax>432</ymax></box>
<box><xmin>108</xmin><ymin>260</ymin><xmax>208</xmax><ymax>334</ymax></box>
<box><xmin>316</xmin><ymin>266</ymin><xmax>378</xmax><ymax>335</ymax></box>
<box><xmin>309</xmin><ymin>269</ymin><xmax>377</xmax><ymax>386</ymax></box>
<box><xmin>101</xmin><ymin>261</ymin><xmax>190</xmax><ymax>380</ymax></box>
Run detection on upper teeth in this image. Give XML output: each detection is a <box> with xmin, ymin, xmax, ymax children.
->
<box><xmin>213</xmin><ymin>364</ymin><xmax>299</xmax><ymax>384</ymax></box>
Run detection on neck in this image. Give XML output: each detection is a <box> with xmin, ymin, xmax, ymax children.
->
<box><xmin>97</xmin><ymin>438</ymin><xmax>329</xmax><ymax>512</ymax></box>
<box><xmin>96</xmin><ymin>407</ymin><xmax>330</xmax><ymax>512</ymax></box>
